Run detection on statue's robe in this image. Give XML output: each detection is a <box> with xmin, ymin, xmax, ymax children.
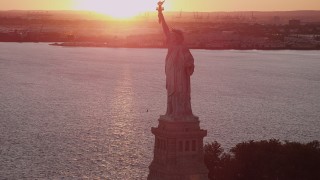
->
<box><xmin>165</xmin><ymin>33</ymin><xmax>194</xmax><ymax>118</ymax></box>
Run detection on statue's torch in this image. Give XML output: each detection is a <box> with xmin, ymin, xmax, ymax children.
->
<box><xmin>157</xmin><ymin>0</ymin><xmax>165</xmax><ymax>24</ymax></box>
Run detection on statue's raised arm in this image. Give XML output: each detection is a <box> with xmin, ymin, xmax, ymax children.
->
<box><xmin>157</xmin><ymin>1</ymin><xmax>170</xmax><ymax>38</ymax></box>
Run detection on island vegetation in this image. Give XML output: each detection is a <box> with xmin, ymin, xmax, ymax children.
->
<box><xmin>204</xmin><ymin>139</ymin><xmax>320</xmax><ymax>180</ymax></box>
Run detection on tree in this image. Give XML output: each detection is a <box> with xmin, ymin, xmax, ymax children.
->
<box><xmin>204</xmin><ymin>140</ymin><xmax>320</xmax><ymax>180</ymax></box>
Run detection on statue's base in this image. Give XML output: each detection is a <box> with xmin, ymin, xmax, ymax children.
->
<box><xmin>147</xmin><ymin>115</ymin><xmax>209</xmax><ymax>180</ymax></box>
<box><xmin>159</xmin><ymin>114</ymin><xmax>199</xmax><ymax>122</ymax></box>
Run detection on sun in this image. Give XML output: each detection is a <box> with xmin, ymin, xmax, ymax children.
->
<box><xmin>73</xmin><ymin>0</ymin><xmax>158</xmax><ymax>19</ymax></box>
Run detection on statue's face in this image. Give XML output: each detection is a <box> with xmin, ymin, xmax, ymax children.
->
<box><xmin>172</xmin><ymin>33</ymin><xmax>184</xmax><ymax>45</ymax></box>
<box><xmin>172</xmin><ymin>35</ymin><xmax>179</xmax><ymax>44</ymax></box>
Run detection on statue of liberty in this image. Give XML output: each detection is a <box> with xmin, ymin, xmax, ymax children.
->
<box><xmin>157</xmin><ymin>1</ymin><xmax>196</xmax><ymax>120</ymax></box>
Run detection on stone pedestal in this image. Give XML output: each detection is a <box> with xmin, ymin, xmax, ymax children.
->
<box><xmin>148</xmin><ymin>115</ymin><xmax>209</xmax><ymax>180</ymax></box>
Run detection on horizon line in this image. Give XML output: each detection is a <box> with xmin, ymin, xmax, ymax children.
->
<box><xmin>2</xmin><ymin>9</ymin><xmax>320</xmax><ymax>13</ymax></box>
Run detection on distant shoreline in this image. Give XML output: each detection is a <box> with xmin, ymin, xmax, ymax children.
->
<box><xmin>0</xmin><ymin>41</ymin><xmax>319</xmax><ymax>50</ymax></box>
<box><xmin>49</xmin><ymin>42</ymin><xmax>320</xmax><ymax>50</ymax></box>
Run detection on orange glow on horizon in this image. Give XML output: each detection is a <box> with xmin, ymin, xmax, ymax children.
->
<box><xmin>0</xmin><ymin>0</ymin><xmax>319</xmax><ymax>12</ymax></box>
<box><xmin>73</xmin><ymin>0</ymin><xmax>161</xmax><ymax>19</ymax></box>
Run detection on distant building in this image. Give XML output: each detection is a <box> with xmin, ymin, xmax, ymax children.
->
<box><xmin>273</xmin><ymin>16</ymin><xmax>281</xmax><ymax>25</ymax></box>
<box><xmin>289</xmin><ymin>19</ymin><xmax>301</xmax><ymax>26</ymax></box>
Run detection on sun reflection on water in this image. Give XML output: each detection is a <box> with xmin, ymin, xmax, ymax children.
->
<box><xmin>107</xmin><ymin>64</ymin><xmax>142</xmax><ymax>177</ymax></box>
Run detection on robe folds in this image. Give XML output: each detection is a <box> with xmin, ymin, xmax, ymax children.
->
<box><xmin>165</xmin><ymin>35</ymin><xmax>194</xmax><ymax>117</ymax></box>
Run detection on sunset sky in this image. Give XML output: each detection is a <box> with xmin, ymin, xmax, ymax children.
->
<box><xmin>1</xmin><ymin>0</ymin><xmax>320</xmax><ymax>16</ymax></box>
